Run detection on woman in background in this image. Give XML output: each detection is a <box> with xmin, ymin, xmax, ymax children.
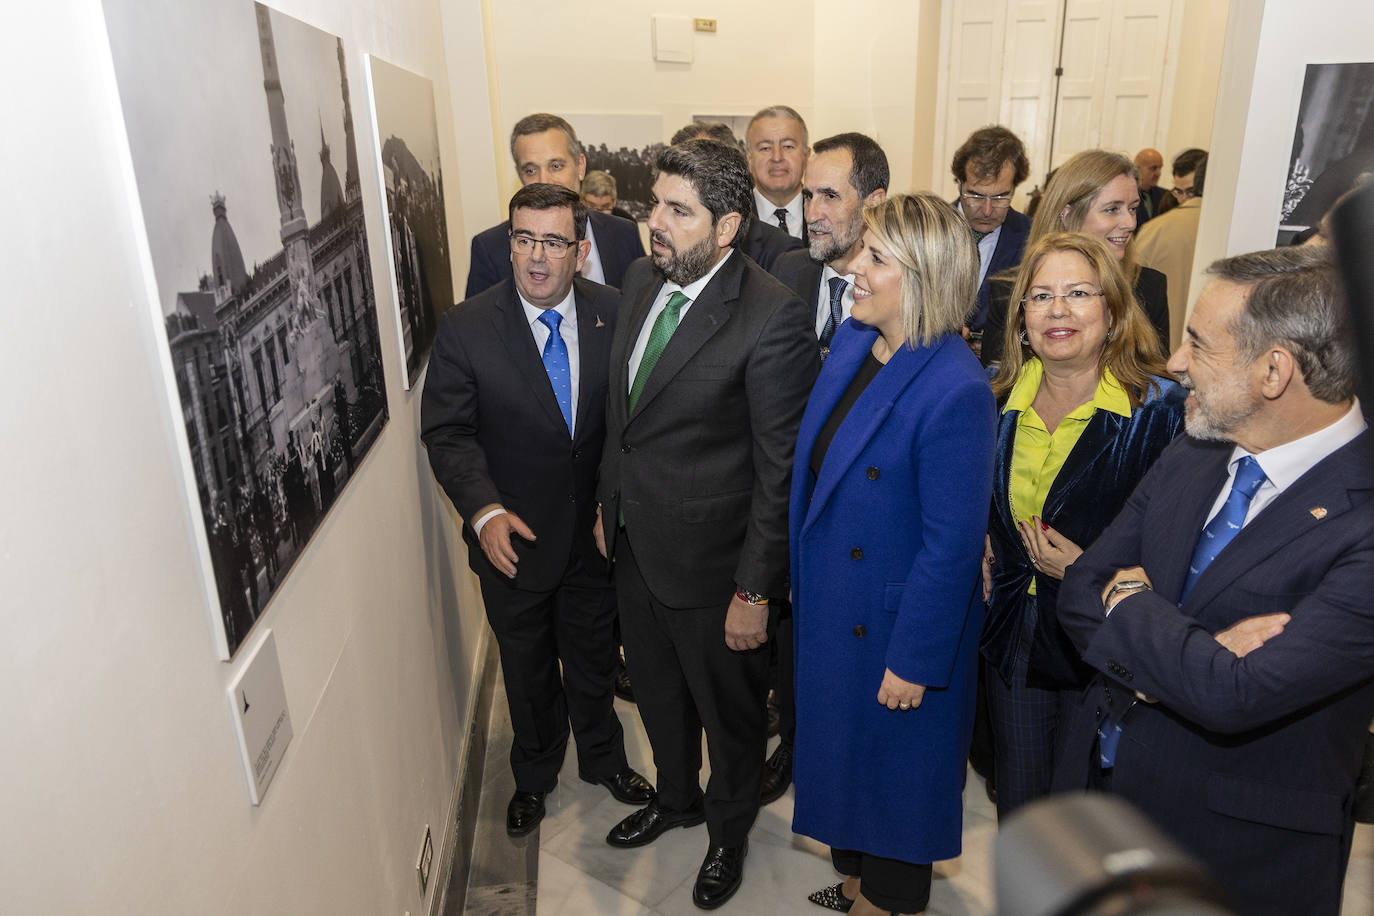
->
<box><xmin>980</xmin><ymin>232</ymin><xmax>1185</xmax><ymax>817</ymax></box>
<box><xmin>983</xmin><ymin>150</ymin><xmax>1170</xmax><ymax>366</ymax></box>
<box><xmin>790</xmin><ymin>193</ymin><xmax>996</xmax><ymax>915</ymax></box>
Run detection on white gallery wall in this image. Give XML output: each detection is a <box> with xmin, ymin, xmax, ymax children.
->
<box><xmin>0</xmin><ymin>0</ymin><xmax>494</xmax><ymax>912</ymax></box>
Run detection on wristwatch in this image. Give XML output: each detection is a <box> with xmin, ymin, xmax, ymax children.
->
<box><xmin>735</xmin><ymin>589</ymin><xmax>769</xmax><ymax>606</ymax></box>
<box><xmin>1103</xmin><ymin>579</ymin><xmax>1152</xmax><ymax>614</ymax></box>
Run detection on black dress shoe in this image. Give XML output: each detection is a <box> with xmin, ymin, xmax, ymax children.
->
<box><xmin>807</xmin><ymin>883</ymin><xmax>854</xmax><ymax>912</ymax></box>
<box><xmin>614</xmin><ymin>660</ymin><xmax>636</xmax><ymax>702</ymax></box>
<box><xmin>692</xmin><ymin>842</ymin><xmax>747</xmax><ymax>910</ymax></box>
<box><xmin>605</xmin><ymin>798</ymin><xmax>705</xmax><ymax>847</ymax></box>
<box><xmin>579</xmin><ymin>766</ymin><xmax>655</xmax><ymax>804</ymax></box>
<box><xmin>506</xmin><ymin>790</ymin><xmax>546</xmax><ymax>837</ymax></box>
<box><xmin>760</xmin><ymin>742</ymin><xmax>793</xmax><ymax>805</ymax></box>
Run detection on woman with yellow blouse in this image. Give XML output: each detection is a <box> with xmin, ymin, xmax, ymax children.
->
<box><xmin>980</xmin><ymin>232</ymin><xmax>1185</xmax><ymax>818</ymax></box>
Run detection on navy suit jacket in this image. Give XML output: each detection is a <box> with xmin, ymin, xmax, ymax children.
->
<box><xmin>464</xmin><ymin>210</ymin><xmax>644</xmax><ymax>299</ymax></box>
<box><xmin>1055</xmin><ymin>430</ymin><xmax>1374</xmax><ymax>916</ymax></box>
<box><xmin>420</xmin><ymin>277</ymin><xmax>619</xmax><ymax>591</ymax></box>
<box><xmin>969</xmin><ymin>207</ymin><xmax>1030</xmax><ymax>331</ymax></box>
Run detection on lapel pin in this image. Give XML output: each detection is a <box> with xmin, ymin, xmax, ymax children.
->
<box><xmin>595</xmin><ymin>314</ymin><xmax>605</xmax><ymax>328</ymax></box>
<box><xmin>1310</xmin><ymin>506</ymin><xmax>1327</xmax><ymax>520</ymax></box>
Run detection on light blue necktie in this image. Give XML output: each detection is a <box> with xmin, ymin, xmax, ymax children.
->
<box><xmin>537</xmin><ymin>310</ymin><xmax>572</xmax><ymax>434</ymax></box>
<box><xmin>1181</xmin><ymin>456</ymin><xmax>1268</xmax><ymax>600</ymax></box>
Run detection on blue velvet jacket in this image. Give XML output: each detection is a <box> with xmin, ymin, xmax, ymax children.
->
<box><xmin>981</xmin><ymin>374</ymin><xmax>1186</xmax><ymax>688</ymax></box>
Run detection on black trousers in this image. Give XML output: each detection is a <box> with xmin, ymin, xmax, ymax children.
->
<box><xmin>615</xmin><ymin>532</ymin><xmax>770</xmax><ymax>846</ymax></box>
<box><xmin>770</xmin><ymin>600</ymin><xmax>796</xmax><ymax>745</ymax></box>
<box><xmin>478</xmin><ymin>551</ymin><xmax>627</xmax><ymax>793</ymax></box>
<box><xmin>831</xmin><ymin>848</ymin><xmax>933</xmax><ymax>913</ymax></box>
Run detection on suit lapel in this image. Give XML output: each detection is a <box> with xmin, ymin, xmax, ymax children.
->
<box><xmin>802</xmin><ymin>335</ymin><xmax>941</xmax><ymax>532</ymax></box>
<box><xmin>492</xmin><ymin>285</ymin><xmax>570</xmax><ymax>437</ymax></box>
<box><xmin>573</xmin><ymin>280</ymin><xmax>609</xmax><ymax>443</ymax></box>
<box><xmin>1041</xmin><ymin>410</ymin><xmax>1126</xmax><ymax>522</ymax></box>
<box><xmin>612</xmin><ymin>272</ymin><xmax>662</xmax><ymax>413</ymax></box>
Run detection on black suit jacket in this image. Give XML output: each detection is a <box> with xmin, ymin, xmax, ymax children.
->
<box><xmin>772</xmin><ymin>248</ymin><xmax>824</xmax><ymax>328</ymax></box>
<box><xmin>970</xmin><ymin>207</ymin><xmax>1030</xmax><ymax>330</ymax></box>
<box><xmin>421</xmin><ymin>277</ymin><xmax>619</xmax><ymax>591</ymax></box>
<box><xmin>1055</xmin><ymin>431</ymin><xmax>1374</xmax><ymax>916</ymax></box>
<box><xmin>1136</xmin><ymin>185</ymin><xmax>1168</xmax><ymax>225</ymax></box>
<box><xmin>598</xmin><ymin>251</ymin><xmax>819</xmax><ymax>606</ymax></box>
<box><xmin>465</xmin><ymin>210</ymin><xmax>645</xmax><ymax>299</ymax></box>
<box><xmin>742</xmin><ymin>219</ymin><xmax>805</xmax><ymax>275</ymax></box>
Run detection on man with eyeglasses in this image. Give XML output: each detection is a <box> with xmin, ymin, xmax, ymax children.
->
<box><xmin>950</xmin><ymin>126</ymin><xmax>1031</xmax><ymax>347</ymax></box>
<box><xmin>465</xmin><ymin>113</ymin><xmax>645</xmax><ymax>298</ymax></box>
<box><xmin>422</xmin><ymin>182</ymin><xmax>653</xmax><ymax>839</ymax></box>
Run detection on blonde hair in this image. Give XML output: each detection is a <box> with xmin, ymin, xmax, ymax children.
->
<box><xmin>991</xmin><ymin>232</ymin><xmax>1166</xmax><ymax>406</ymax></box>
<box><xmin>863</xmin><ymin>193</ymin><xmax>979</xmax><ymax>347</ymax></box>
<box><xmin>1027</xmin><ymin>149</ymin><xmax>1142</xmax><ymax>281</ymax></box>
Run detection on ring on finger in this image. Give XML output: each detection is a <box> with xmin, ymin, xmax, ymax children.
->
<box><xmin>899</xmin><ymin>703</ymin><xmax>911</xmax><ymax>710</ymax></box>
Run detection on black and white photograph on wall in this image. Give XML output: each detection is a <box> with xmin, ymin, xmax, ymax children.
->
<box><xmin>690</xmin><ymin>113</ymin><xmax>754</xmax><ymax>150</ymax></box>
<box><xmin>103</xmin><ymin>0</ymin><xmax>389</xmax><ymax>658</ymax></box>
<box><xmin>1278</xmin><ymin>61</ymin><xmax>1374</xmax><ymax>245</ymax></box>
<box><xmin>363</xmin><ymin>55</ymin><xmax>454</xmax><ymax>388</ymax></box>
<box><xmin>564</xmin><ymin>113</ymin><xmax>663</xmax><ymax>220</ymax></box>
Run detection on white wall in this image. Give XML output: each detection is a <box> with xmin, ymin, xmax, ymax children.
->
<box><xmin>1161</xmin><ymin>0</ymin><xmax>1230</xmax><ymax>162</ymax></box>
<box><xmin>0</xmin><ymin>0</ymin><xmax>493</xmax><ymax>912</ymax></box>
<box><xmin>1189</xmin><ymin>0</ymin><xmax>1374</xmax><ymax>317</ymax></box>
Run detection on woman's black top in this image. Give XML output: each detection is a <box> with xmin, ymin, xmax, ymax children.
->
<box><xmin>810</xmin><ymin>352</ymin><xmax>884</xmax><ymax>477</ymax></box>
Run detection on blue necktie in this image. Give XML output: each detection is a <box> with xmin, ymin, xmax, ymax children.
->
<box><xmin>537</xmin><ymin>310</ymin><xmax>572</xmax><ymax>434</ymax></box>
<box><xmin>819</xmin><ymin>276</ymin><xmax>846</xmax><ymax>354</ymax></box>
<box><xmin>1181</xmin><ymin>456</ymin><xmax>1267</xmax><ymax>600</ymax></box>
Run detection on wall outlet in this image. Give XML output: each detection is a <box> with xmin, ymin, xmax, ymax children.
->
<box><xmin>694</xmin><ymin>18</ymin><xmax>717</xmax><ymax>33</ymax></box>
<box><xmin>416</xmin><ymin>825</ymin><xmax>433</xmax><ymax>894</ymax></box>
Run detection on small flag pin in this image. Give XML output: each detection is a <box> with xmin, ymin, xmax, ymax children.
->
<box><xmin>1310</xmin><ymin>507</ymin><xmax>1327</xmax><ymax>520</ymax></box>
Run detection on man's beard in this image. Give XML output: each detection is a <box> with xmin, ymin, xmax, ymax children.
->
<box><xmin>1178</xmin><ymin>370</ymin><xmax>1261</xmax><ymax>441</ymax></box>
<box><xmin>808</xmin><ymin>213</ymin><xmax>863</xmax><ymax>265</ymax></box>
<box><xmin>652</xmin><ymin>230</ymin><xmax>718</xmax><ymax>287</ymax></box>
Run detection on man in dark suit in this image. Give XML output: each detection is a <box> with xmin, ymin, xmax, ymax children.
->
<box><xmin>745</xmin><ymin>105</ymin><xmax>810</xmax><ymax>240</ymax></box>
<box><xmin>422</xmin><ymin>183</ymin><xmax>652</xmax><ymax>838</ymax></box>
<box><xmin>950</xmin><ymin>126</ymin><xmax>1031</xmax><ymax>344</ymax></box>
<box><xmin>670</xmin><ymin>121</ymin><xmax>804</xmax><ymax>275</ymax></box>
<box><xmin>764</xmin><ymin>132</ymin><xmax>888</xmax><ymax>806</ymax></box>
<box><xmin>465</xmin><ymin>113</ymin><xmax>645</xmax><ymax>298</ymax></box>
<box><xmin>1133</xmin><ymin>147</ymin><xmax>1167</xmax><ymax>225</ymax></box>
<box><xmin>1055</xmin><ymin>245</ymin><xmax>1374</xmax><ymax>916</ymax></box>
<box><xmin>595</xmin><ymin>139</ymin><xmax>818</xmax><ymax>909</ymax></box>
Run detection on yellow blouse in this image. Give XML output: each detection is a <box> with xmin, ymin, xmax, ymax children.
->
<box><xmin>1005</xmin><ymin>358</ymin><xmax>1132</xmax><ymax>594</ymax></box>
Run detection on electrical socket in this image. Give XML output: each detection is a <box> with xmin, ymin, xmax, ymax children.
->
<box><xmin>416</xmin><ymin>825</ymin><xmax>433</xmax><ymax>894</ymax></box>
<box><xmin>694</xmin><ymin>18</ymin><xmax>717</xmax><ymax>33</ymax></box>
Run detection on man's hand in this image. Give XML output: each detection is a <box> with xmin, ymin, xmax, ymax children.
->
<box><xmin>981</xmin><ymin>535</ymin><xmax>995</xmax><ymax>602</ymax></box>
<box><xmin>877</xmin><ymin>668</ymin><xmax>927</xmax><ymax>711</ymax></box>
<box><xmin>593</xmin><ymin>505</ymin><xmax>607</xmax><ymax>559</ymax></box>
<box><xmin>478</xmin><ymin>511</ymin><xmax>535</xmax><ymax>578</ymax></box>
<box><xmin>724</xmin><ymin>595</ymin><xmax>768</xmax><ymax>651</ymax></box>
<box><xmin>1215</xmin><ymin>613</ymin><xmax>1290</xmax><ymax>657</ymax></box>
<box><xmin>1019</xmin><ymin>517</ymin><xmax>1083</xmax><ymax>580</ymax></box>
<box><xmin>1101</xmin><ymin>565</ymin><xmax>1153</xmax><ymax>613</ymax></box>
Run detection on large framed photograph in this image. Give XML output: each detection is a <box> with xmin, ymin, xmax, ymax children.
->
<box><xmin>104</xmin><ymin>0</ymin><xmax>389</xmax><ymax>658</ymax></box>
<box><xmin>363</xmin><ymin>55</ymin><xmax>454</xmax><ymax>388</ymax></box>
<box><xmin>1278</xmin><ymin>62</ymin><xmax>1374</xmax><ymax>245</ymax></box>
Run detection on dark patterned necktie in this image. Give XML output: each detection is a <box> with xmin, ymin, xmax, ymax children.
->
<box><xmin>774</xmin><ymin>207</ymin><xmax>789</xmax><ymax>233</ymax></box>
<box><xmin>819</xmin><ymin>276</ymin><xmax>846</xmax><ymax>354</ymax></box>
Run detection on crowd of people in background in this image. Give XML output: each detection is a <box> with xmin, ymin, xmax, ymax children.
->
<box><xmin>420</xmin><ymin>106</ymin><xmax>1374</xmax><ymax>916</ymax></box>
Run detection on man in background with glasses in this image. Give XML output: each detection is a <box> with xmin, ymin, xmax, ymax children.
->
<box><xmin>950</xmin><ymin>126</ymin><xmax>1032</xmax><ymax>352</ymax></box>
<box><xmin>422</xmin><ymin>183</ymin><xmax>653</xmax><ymax>839</ymax></box>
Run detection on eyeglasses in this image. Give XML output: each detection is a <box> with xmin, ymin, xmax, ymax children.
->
<box><xmin>1020</xmin><ymin>289</ymin><xmax>1105</xmax><ymax>311</ymax></box>
<box><xmin>1172</xmin><ymin>186</ymin><xmax>1196</xmax><ymax>201</ymax></box>
<box><xmin>509</xmin><ymin>234</ymin><xmax>576</xmax><ymax>258</ymax></box>
<box><xmin>960</xmin><ymin>190</ymin><xmax>1014</xmax><ymax>210</ymax></box>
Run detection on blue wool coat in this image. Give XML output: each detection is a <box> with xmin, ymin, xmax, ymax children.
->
<box><xmin>789</xmin><ymin>322</ymin><xmax>996</xmax><ymax>864</ymax></box>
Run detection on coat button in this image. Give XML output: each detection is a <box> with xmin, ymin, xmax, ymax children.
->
<box><xmin>853</xmin><ymin>625</ymin><xmax>866</xmax><ymax>638</ymax></box>
<box><xmin>573</xmin><ymin>449</ymin><xmax>582</xmax><ymax>460</ymax></box>
<box><xmin>849</xmin><ymin>547</ymin><xmax>863</xmax><ymax>560</ymax></box>
<box><xmin>568</xmin><ymin>493</ymin><xmax>576</xmax><ymax>502</ymax></box>
<box><xmin>866</xmin><ymin>466</ymin><xmax>880</xmax><ymax>480</ymax></box>
<box><xmin>621</xmin><ymin>444</ymin><xmax>632</xmax><ymax>454</ymax></box>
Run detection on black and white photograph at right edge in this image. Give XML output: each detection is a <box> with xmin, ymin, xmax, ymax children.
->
<box><xmin>1278</xmin><ymin>61</ymin><xmax>1374</xmax><ymax>246</ymax></box>
<box><xmin>103</xmin><ymin>0</ymin><xmax>389</xmax><ymax>657</ymax></box>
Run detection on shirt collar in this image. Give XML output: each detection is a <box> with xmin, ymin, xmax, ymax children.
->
<box><xmin>1003</xmin><ymin>358</ymin><xmax>1133</xmax><ymax>419</ymax></box>
<box><xmin>1228</xmin><ymin>399</ymin><xmax>1367</xmax><ymax>491</ymax></box>
<box><xmin>518</xmin><ymin>284</ymin><xmax>576</xmax><ymax>326</ymax></box>
<box><xmin>754</xmin><ymin>188</ymin><xmax>803</xmax><ymax>223</ymax></box>
<box><xmin>820</xmin><ymin>263</ymin><xmax>854</xmax><ymax>286</ymax></box>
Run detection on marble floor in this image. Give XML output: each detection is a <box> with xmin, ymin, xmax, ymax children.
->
<box><xmin>463</xmin><ymin>671</ymin><xmax>1374</xmax><ymax>915</ymax></box>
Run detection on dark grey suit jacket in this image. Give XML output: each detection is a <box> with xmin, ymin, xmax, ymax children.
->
<box><xmin>421</xmin><ymin>277</ymin><xmax>619</xmax><ymax>591</ymax></box>
<box><xmin>742</xmin><ymin>219</ymin><xmax>805</xmax><ymax>275</ymax></box>
<box><xmin>598</xmin><ymin>251</ymin><xmax>819</xmax><ymax>606</ymax></box>
<box><xmin>772</xmin><ymin>248</ymin><xmax>825</xmax><ymax>336</ymax></box>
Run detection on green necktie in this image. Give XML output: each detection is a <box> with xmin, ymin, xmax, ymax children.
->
<box><xmin>628</xmin><ymin>291</ymin><xmax>689</xmax><ymax>412</ymax></box>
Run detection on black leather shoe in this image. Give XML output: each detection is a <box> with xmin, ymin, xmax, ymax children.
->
<box><xmin>692</xmin><ymin>842</ymin><xmax>747</xmax><ymax>909</ymax></box>
<box><xmin>605</xmin><ymin>798</ymin><xmax>705</xmax><ymax>847</ymax></box>
<box><xmin>760</xmin><ymin>742</ymin><xmax>793</xmax><ymax>805</ymax></box>
<box><xmin>580</xmin><ymin>766</ymin><xmax>655</xmax><ymax>804</ymax></box>
<box><xmin>806</xmin><ymin>883</ymin><xmax>855</xmax><ymax>912</ymax></box>
<box><xmin>506</xmin><ymin>790</ymin><xmax>546</xmax><ymax>838</ymax></box>
<box><xmin>614</xmin><ymin>660</ymin><xmax>636</xmax><ymax>702</ymax></box>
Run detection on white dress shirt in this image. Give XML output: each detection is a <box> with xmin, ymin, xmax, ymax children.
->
<box><xmin>580</xmin><ymin>220</ymin><xmax>605</xmax><ymax>284</ymax></box>
<box><xmin>472</xmin><ymin>287</ymin><xmax>581</xmax><ymax>537</ymax></box>
<box><xmin>815</xmin><ymin>264</ymin><xmax>855</xmax><ymax>338</ymax></box>
<box><xmin>753</xmin><ymin>188</ymin><xmax>805</xmax><ymax>239</ymax></box>
<box><xmin>1205</xmin><ymin>400</ymin><xmax>1367</xmax><ymax>529</ymax></box>
<box><xmin>627</xmin><ymin>250</ymin><xmax>734</xmax><ymax>387</ymax></box>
